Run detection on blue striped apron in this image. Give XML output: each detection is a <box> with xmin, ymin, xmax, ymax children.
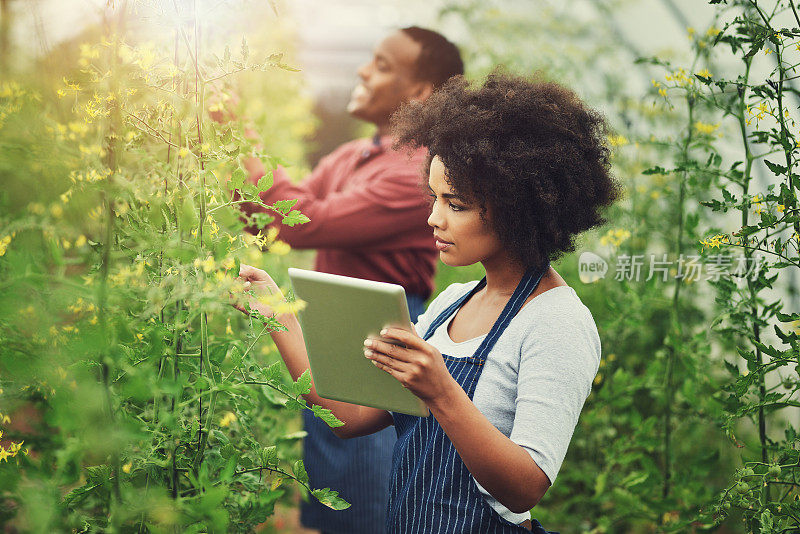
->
<box><xmin>387</xmin><ymin>265</ymin><xmax>559</xmax><ymax>534</ymax></box>
<box><xmin>300</xmin><ymin>294</ymin><xmax>427</xmax><ymax>534</ymax></box>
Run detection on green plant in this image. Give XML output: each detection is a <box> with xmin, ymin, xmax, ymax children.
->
<box><xmin>0</xmin><ymin>2</ymin><xmax>347</xmax><ymax>531</ymax></box>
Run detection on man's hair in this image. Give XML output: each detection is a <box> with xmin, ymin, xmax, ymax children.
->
<box><xmin>392</xmin><ymin>70</ymin><xmax>622</xmax><ymax>269</ymax></box>
<box><xmin>400</xmin><ymin>27</ymin><xmax>464</xmax><ymax>89</ymax></box>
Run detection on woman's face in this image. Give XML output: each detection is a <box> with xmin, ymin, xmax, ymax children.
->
<box><xmin>427</xmin><ymin>155</ymin><xmax>504</xmax><ymax>267</ymax></box>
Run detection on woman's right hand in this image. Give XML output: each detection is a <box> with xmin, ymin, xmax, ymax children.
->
<box><xmin>233</xmin><ymin>263</ymin><xmax>283</xmax><ymax>318</ymax></box>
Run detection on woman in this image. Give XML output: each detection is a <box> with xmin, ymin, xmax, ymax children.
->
<box><xmin>236</xmin><ymin>72</ymin><xmax>620</xmax><ymax>533</ymax></box>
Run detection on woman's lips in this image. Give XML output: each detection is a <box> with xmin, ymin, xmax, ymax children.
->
<box><xmin>435</xmin><ymin>239</ymin><xmax>453</xmax><ymax>251</ymax></box>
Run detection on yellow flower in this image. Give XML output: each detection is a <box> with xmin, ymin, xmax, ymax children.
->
<box><xmin>0</xmin><ymin>235</ymin><xmax>12</xmax><ymax>256</ymax></box>
<box><xmin>599</xmin><ymin>228</ymin><xmax>631</xmax><ymax>247</ymax></box>
<box><xmin>178</xmin><ymin>147</ymin><xmax>190</xmax><ymax>159</ymax></box>
<box><xmin>122</xmin><ymin>462</ymin><xmax>132</xmax><ymax>474</ymax></box>
<box><xmin>700</xmin><ymin>233</ymin><xmax>729</xmax><ymax>250</ymax></box>
<box><xmin>695</xmin><ymin>68</ymin><xmax>712</xmax><ymax>78</ymax></box>
<box><xmin>49</xmin><ymin>204</ymin><xmax>64</xmax><ymax>218</ymax></box>
<box><xmin>658</xmin><ymin>88</ymin><xmax>667</xmax><ymax>98</ymax></box>
<box><xmin>269</xmin><ymin>241</ymin><xmax>291</xmax><ymax>256</ymax></box>
<box><xmin>220</xmin><ymin>412</ymin><xmax>237</xmax><ymax>427</ymax></box>
<box><xmin>706</xmin><ymin>27</ymin><xmax>721</xmax><ymax>37</ymax></box>
<box><xmin>777</xmin><ymin>204</ymin><xmax>785</xmax><ymax>213</ymax></box>
<box><xmin>193</xmin><ymin>256</ymin><xmax>216</xmax><ymax>273</ymax></box>
<box><xmin>607</xmin><ymin>134</ymin><xmax>628</xmax><ymax>147</ymax></box>
<box><xmin>694</xmin><ymin>121</ymin><xmax>720</xmax><ymax>135</ymax></box>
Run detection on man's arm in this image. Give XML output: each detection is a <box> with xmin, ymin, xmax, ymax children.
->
<box><xmin>240</xmin><ymin>160</ymin><xmax>430</xmax><ymax>250</ymax></box>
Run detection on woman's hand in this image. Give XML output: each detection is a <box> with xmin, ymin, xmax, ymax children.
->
<box><xmin>232</xmin><ymin>263</ymin><xmax>283</xmax><ymax>318</ymax></box>
<box><xmin>364</xmin><ymin>327</ymin><xmax>458</xmax><ymax>405</ymax></box>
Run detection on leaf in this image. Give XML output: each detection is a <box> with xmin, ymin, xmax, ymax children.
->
<box><xmin>272</xmin><ymin>199</ymin><xmax>297</xmax><ymax>215</ymax></box>
<box><xmin>257</xmin><ymin>172</ymin><xmax>273</xmax><ymax>192</ymax></box>
<box><xmin>63</xmin><ymin>482</ymin><xmax>103</xmax><ymax>506</ymax></box>
<box><xmin>312</xmin><ymin>404</ymin><xmax>345</xmax><ymax>428</ymax></box>
<box><xmin>251</xmin><ymin>212</ymin><xmax>275</xmax><ymax>230</ymax></box>
<box><xmin>293</xmin><ymin>459</ymin><xmax>309</xmax><ymax>485</ymax></box>
<box><xmin>260</xmin><ymin>361</ymin><xmax>283</xmax><ymax>382</ymax></box>
<box><xmin>231</xmin><ymin>167</ymin><xmax>247</xmax><ymax>189</ymax></box>
<box><xmin>293</xmin><ymin>369</ymin><xmax>312</xmax><ymax>395</ymax></box>
<box><xmin>777</xmin><ymin>312</ymin><xmax>800</xmax><ymax>322</ymax></box>
<box><xmin>280</xmin><ymin>430</ymin><xmax>308</xmax><ymax>440</ymax></box>
<box><xmin>311</xmin><ymin>488</ymin><xmax>351</xmax><ymax>510</ymax></box>
<box><xmin>261</xmin><ymin>445</ymin><xmax>278</xmax><ymax>467</ymax></box>
<box><xmin>642</xmin><ymin>165</ymin><xmax>669</xmax><ymax>175</ymax></box>
<box><xmin>764</xmin><ymin>159</ymin><xmax>787</xmax><ymax>176</ymax></box>
<box><xmin>180</xmin><ymin>195</ymin><xmax>199</xmax><ymax>229</ymax></box>
<box><xmin>282</xmin><ymin>210</ymin><xmax>310</xmax><ymax>227</ymax></box>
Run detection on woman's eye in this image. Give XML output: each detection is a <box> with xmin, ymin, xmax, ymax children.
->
<box><xmin>449</xmin><ymin>202</ymin><xmax>465</xmax><ymax>212</ymax></box>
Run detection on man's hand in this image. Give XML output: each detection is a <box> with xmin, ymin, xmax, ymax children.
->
<box><xmin>208</xmin><ymin>86</ymin><xmax>240</xmax><ymax>124</ymax></box>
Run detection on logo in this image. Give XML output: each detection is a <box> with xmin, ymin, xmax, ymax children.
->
<box><xmin>578</xmin><ymin>251</ymin><xmax>608</xmax><ymax>283</ymax></box>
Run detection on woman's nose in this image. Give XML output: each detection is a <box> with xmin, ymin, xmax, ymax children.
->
<box><xmin>427</xmin><ymin>203</ymin><xmax>444</xmax><ymax>229</ymax></box>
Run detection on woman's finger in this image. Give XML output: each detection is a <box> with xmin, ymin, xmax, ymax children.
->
<box><xmin>364</xmin><ymin>347</ymin><xmax>405</xmax><ymax>374</ymax></box>
<box><xmin>378</xmin><ymin>327</ymin><xmax>425</xmax><ymax>351</ymax></box>
<box><xmin>364</xmin><ymin>338</ymin><xmax>413</xmax><ymax>363</ymax></box>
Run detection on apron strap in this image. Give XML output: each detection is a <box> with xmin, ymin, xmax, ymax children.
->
<box><xmin>422</xmin><ymin>278</ymin><xmax>487</xmax><ymax>341</ymax></box>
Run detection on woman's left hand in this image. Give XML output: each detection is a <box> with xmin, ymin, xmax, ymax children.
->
<box><xmin>364</xmin><ymin>327</ymin><xmax>457</xmax><ymax>404</ymax></box>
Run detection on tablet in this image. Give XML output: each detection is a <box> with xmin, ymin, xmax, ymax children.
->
<box><xmin>288</xmin><ymin>268</ymin><xmax>429</xmax><ymax>417</ymax></box>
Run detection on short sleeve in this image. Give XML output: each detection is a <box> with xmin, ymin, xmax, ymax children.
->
<box><xmin>509</xmin><ymin>304</ymin><xmax>601</xmax><ymax>485</ymax></box>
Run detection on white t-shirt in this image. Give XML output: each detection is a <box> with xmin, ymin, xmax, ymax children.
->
<box><xmin>413</xmin><ymin>281</ymin><xmax>601</xmax><ymax>524</ymax></box>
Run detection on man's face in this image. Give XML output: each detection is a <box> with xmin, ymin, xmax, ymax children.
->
<box><xmin>347</xmin><ymin>31</ymin><xmax>425</xmax><ymax>127</ymax></box>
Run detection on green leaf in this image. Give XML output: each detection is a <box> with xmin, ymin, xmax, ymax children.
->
<box><xmin>293</xmin><ymin>459</ymin><xmax>309</xmax><ymax>485</ymax></box>
<box><xmin>272</xmin><ymin>199</ymin><xmax>298</xmax><ymax>215</ymax></box>
<box><xmin>282</xmin><ymin>210</ymin><xmax>310</xmax><ymax>227</ymax></box>
<box><xmin>180</xmin><ymin>195</ymin><xmax>199</xmax><ymax>229</ymax></box>
<box><xmin>281</xmin><ymin>430</ymin><xmax>308</xmax><ymax>440</ymax></box>
<box><xmin>252</xmin><ymin>212</ymin><xmax>275</xmax><ymax>230</ymax></box>
<box><xmin>261</xmin><ymin>445</ymin><xmax>278</xmax><ymax>467</ymax></box>
<box><xmin>764</xmin><ymin>159</ymin><xmax>787</xmax><ymax>176</ymax></box>
<box><xmin>257</xmin><ymin>171</ymin><xmax>273</xmax><ymax>192</ymax></box>
<box><xmin>231</xmin><ymin>167</ymin><xmax>247</xmax><ymax>189</ymax></box>
<box><xmin>260</xmin><ymin>361</ymin><xmax>283</xmax><ymax>382</ymax></box>
<box><xmin>312</xmin><ymin>404</ymin><xmax>345</xmax><ymax>428</ymax></box>
<box><xmin>294</xmin><ymin>369</ymin><xmax>312</xmax><ymax>395</ymax></box>
<box><xmin>642</xmin><ymin>166</ymin><xmax>669</xmax><ymax>175</ymax></box>
<box><xmin>311</xmin><ymin>488</ymin><xmax>351</xmax><ymax>510</ymax></box>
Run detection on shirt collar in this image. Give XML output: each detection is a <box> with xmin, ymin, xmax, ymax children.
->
<box><xmin>360</xmin><ymin>134</ymin><xmax>393</xmax><ymax>162</ymax></box>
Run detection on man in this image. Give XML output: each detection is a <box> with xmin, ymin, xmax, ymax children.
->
<box><xmin>236</xmin><ymin>27</ymin><xmax>463</xmax><ymax>534</ymax></box>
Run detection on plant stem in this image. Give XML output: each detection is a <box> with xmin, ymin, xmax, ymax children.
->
<box><xmin>662</xmin><ymin>93</ymin><xmax>695</xmax><ymax>502</ymax></box>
